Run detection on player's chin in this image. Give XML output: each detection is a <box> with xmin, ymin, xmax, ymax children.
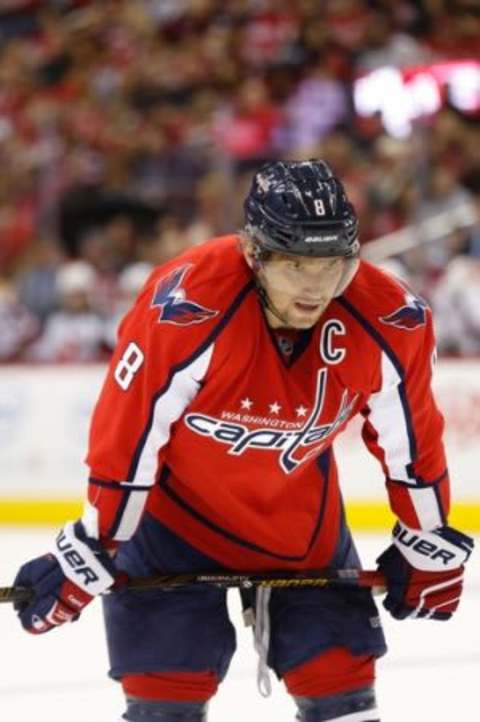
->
<box><xmin>288</xmin><ymin>316</ymin><xmax>322</xmax><ymax>330</ymax></box>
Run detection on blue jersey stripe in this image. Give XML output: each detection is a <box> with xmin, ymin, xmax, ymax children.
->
<box><xmin>89</xmin><ymin>477</ymin><xmax>152</xmax><ymax>492</ymax></box>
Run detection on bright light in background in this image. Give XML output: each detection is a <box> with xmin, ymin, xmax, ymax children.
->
<box><xmin>354</xmin><ymin>67</ymin><xmax>409</xmax><ymax>137</ymax></box>
<box><xmin>408</xmin><ymin>72</ymin><xmax>442</xmax><ymax>117</ymax></box>
<box><xmin>448</xmin><ymin>63</ymin><xmax>480</xmax><ymax>111</ymax></box>
<box><xmin>354</xmin><ymin>60</ymin><xmax>480</xmax><ymax>137</ymax></box>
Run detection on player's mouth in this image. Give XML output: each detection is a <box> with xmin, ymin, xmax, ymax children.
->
<box><xmin>294</xmin><ymin>300</ymin><xmax>323</xmax><ymax>313</ymax></box>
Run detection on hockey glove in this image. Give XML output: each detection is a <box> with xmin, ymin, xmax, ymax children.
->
<box><xmin>377</xmin><ymin>521</ymin><xmax>474</xmax><ymax>620</ymax></box>
<box><xmin>13</xmin><ymin>520</ymin><xmax>118</xmax><ymax>634</ymax></box>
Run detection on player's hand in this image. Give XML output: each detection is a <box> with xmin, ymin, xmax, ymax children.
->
<box><xmin>13</xmin><ymin>520</ymin><xmax>117</xmax><ymax>634</ymax></box>
<box><xmin>376</xmin><ymin>521</ymin><xmax>474</xmax><ymax>620</ymax></box>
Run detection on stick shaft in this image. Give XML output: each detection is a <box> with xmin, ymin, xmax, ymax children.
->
<box><xmin>0</xmin><ymin>568</ymin><xmax>385</xmax><ymax>605</ymax></box>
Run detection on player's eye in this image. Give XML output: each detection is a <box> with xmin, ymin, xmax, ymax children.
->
<box><xmin>287</xmin><ymin>260</ymin><xmax>302</xmax><ymax>271</ymax></box>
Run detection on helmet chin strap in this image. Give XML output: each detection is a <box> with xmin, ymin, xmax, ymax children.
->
<box><xmin>255</xmin><ymin>280</ymin><xmax>292</xmax><ymax>327</ymax></box>
<box><xmin>248</xmin><ymin>255</ymin><xmax>288</xmax><ymax>326</ymax></box>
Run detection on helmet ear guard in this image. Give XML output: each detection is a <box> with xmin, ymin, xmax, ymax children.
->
<box><xmin>238</xmin><ymin>230</ymin><xmax>272</xmax><ymax>274</ymax></box>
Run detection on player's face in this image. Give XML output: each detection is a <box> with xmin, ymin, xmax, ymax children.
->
<box><xmin>259</xmin><ymin>253</ymin><xmax>346</xmax><ymax>329</ymax></box>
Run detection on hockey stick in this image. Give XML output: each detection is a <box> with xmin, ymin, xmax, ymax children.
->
<box><xmin>0</xmin><ymin>568</ymin><xmax>386</xmax><ymax>605</ymax></box>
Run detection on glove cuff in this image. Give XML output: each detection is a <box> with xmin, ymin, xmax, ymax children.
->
<box><xmin>392</xmin><ymin>521</ymin><xmax>472</xmax><ymax>572</ymax></box>
<box><xmin>51</xmin><ymin>521</ymin><xmax>116</xmax><ymax>596</ymax></box>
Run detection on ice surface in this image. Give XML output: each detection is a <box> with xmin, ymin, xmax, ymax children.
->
<box><xmin>1</xmin><ymin>529</ymin><xmax>478</xmax><ymax>721</ymax></box>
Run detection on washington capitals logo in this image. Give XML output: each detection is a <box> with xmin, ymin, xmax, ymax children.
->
<box><xmin>185</xmin><ymin>369</ymin><xmax>358</xmax><ymax>474</ymax></box>
<box><xmin>151</xmin><ymin>264</ymin><xmax>218</xmax><ymax>325</ymax></box>
<box><xmin>379</xmin><ymin>293</ymin><xmax>428</xmax><ymax>331</ymax></box>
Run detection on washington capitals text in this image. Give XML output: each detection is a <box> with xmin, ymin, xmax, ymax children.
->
<box><xmin>185</xmin><ymin>369</ymin><xmax>358</xmax><ymax>473</ymax></box>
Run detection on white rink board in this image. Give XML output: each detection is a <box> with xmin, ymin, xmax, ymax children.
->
<box><xmin>0</xmin><ymin>365</ymin><xmax>105</xmax><ymax>497</ymax></box>
<box><xmin>0</xmin><ymin>360</ymin><xmax>479</xmax><ymax>500</ymax></box>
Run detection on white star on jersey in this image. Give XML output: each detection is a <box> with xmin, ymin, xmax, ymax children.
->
<box><xmin>241</xmin><ymin>398</ymin><xmax>253</xmax><ymax>410</ymax></box>
<box><xmin>269</xmin><ymin>401</ymin><xmax>281</xmax><ymax>414</ymax></box>
<box><xmin>296</xmin><ymin>405</ymin><xmax>308</xmax><ymax>417</ymax></box>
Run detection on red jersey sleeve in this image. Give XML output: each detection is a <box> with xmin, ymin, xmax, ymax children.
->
<box><xmin>82</xmin><ymin>259</ymin><xmax>225</xmax><ymax>545</ymax></box>
<box><xmin>357</xmin><ymin>286</ymin><xmax>449</xmax><ymax>531</ymax></box>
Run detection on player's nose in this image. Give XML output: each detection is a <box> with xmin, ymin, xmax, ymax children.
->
<box><xmin>298</xmin><ymin>277</ymin><xmax>328</xmax><ymax>298</ymax></box>
<box><xmin>303</xmin><ymin>270</ymin><xmax>340</xmax><ymax>296</ymax></box>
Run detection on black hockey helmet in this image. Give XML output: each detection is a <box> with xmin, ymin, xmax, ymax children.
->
<box><xmin>243</xmin><ymin>160</ymin><xmax>359</xmax><ymax>258</ymax></box>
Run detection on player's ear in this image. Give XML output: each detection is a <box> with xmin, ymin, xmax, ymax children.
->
<box><xmin>239</xmin><ymin>233</ymin><xmax>256</xmax><ymax>270</ymax></box>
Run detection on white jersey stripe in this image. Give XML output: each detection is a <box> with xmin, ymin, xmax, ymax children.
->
<box><xmin>133</xmin><ymin>344</ymin><xmax>214</xmax><ymax>484</ymax></box>
<box><xmin>113</xmin><ymin>490</ymin><xmax>150</xmax><ymax>541</ymax></box>
<box><xmin>327</xmin><ymin>709</ymin><xmax>380</xmax><ymax>722</ymax></box>
<box><xmin>81</xmin><ymin>500</ymin><xmax>101</xmax><ymax>539</ymax></box>
<box><xmin>408</xmin><ymin>485</ymin><xmax>443</xmax><ymax>529</ymax></box>
<box><xmin>367</xmin><ymin>352</ymin><xmax>414</xmax><ymax>483</ymax></box>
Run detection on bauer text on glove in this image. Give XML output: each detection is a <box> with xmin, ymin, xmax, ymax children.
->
<box><xmin>376</xmin><ymin>521</ymin><xmax>474</xmax><ymax>620</ymax></box>
<box><xmin>13</xmin><ymin>520</ymin><xmax>117</xmax><ymax>634</ymax></box>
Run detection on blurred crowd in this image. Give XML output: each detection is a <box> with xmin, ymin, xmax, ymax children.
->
<box><xmin>0</xmin><ymin>0</ymin><xmax>479</xmax><ymax>362</ymax></box>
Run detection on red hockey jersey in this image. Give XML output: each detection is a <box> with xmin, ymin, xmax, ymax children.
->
<box><xmin>84</xmin><ymin>235</ymin><xmax>450</xmax><ymax>571</ymax></box>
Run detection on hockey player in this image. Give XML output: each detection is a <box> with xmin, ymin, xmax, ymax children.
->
<box><xmin>13</xmin><ymin>160</ymin><xmax>474</xmax><ymax>722</ymax></box>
